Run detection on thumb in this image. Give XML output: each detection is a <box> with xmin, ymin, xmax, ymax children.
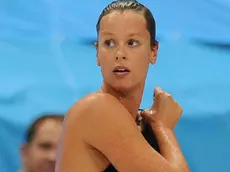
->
<box><xmin>140</xmin><ymin>108</ymin><xmax>156</xmax><ymax>121</ymax></box>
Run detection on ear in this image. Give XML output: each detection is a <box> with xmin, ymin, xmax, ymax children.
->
<box><xmin>94</xmin><ymin>41</ymin><xmax>101</xmax><ymax>66</ymax></box>
<box><xmin>149</xmin><ymin>43</ymin><xmax>159</xmax><ymax>64</ymax></box>
<box><xmin>20</xmin><ymin>144</ymin><xmax>29</xmax><ymax>162</ymax></box>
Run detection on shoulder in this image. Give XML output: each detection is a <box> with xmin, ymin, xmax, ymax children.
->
<box><xmin>67</xmin><ymin>92</ymin><xmax>125</xmax><ymax>119</ymax></box>
<box><xmin>64</xmin><ymin>92</ymin><xmax>131</xmax><ymax>131</ymax></box>
<box><xmin>61</xmin><ymin>93</ymin><xmax>166</xmax><ymax>171</ymax></box>
<box><xmin>66</xmin><ymin>91</ymin><xmax>137</xmax><ymax>138</ymax></box>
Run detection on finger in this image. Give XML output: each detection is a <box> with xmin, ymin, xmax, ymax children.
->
<box><xmin>153</xmin><ymin>87</ymin><xmax>163</xmax><ymax>105</ymax></box>
<box><xmin>154</xmin><ymin>87</ymin><xmax>166</xmax><ymax>106</ymax></box>
<box><xmin>136</xmin><ymin>112</ymin><xmax>142</xmax><ymax>125</ymax></box>
<box><xmin>164</xmin><ymin>92</ymin><xmax>173</xmax><ymax>100</ymax></box>
<box><xmin>136</xmin><ymin>111</ymin><xmax>143</xmax><ymax>120</ymax></box>
<box><xmin>140</xmin><ymin>108</ymin><xmax>155</xmax><ymax>118</ymax></box>
<box><xmin>141</xmin><ymin>110</ymin><xmax>156</xmax><ymax>122</ymax></box>
<box><xmin>154</xmin><ymin>87</ymin><xmax>163</xmax><ymax>96</ymax></box>
<box><xmin>165</xmin><ymin>92</ymin><xmax>170</xmax><ymax>97</ymax></box>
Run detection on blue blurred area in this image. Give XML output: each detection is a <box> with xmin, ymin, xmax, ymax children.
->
<box><xmin>0</xmin><ymin>0</ymin><xmax>230</xmax><ymax>171</ymax></box>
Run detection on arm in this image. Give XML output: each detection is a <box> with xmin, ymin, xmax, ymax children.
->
<box><xmin>82</xmin><ymin>93</ymin><xmax>188</xmax><ymax>172</ymax></box>
<box><xmin>152</xmin><ymin>125</ymin><xmax>189</xmax><ymax>171</ymax></box>
<box><xmin>139</xmin><ymin>87</ymin><xmax>190</xmax><ymax>171</ymax></box>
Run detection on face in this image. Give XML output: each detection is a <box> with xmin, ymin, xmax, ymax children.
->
<box><xmin>21</xmin><ymin>119</ymin><xmax>63</xmax><ymax>172</ymax></box>
<box><xmin>97</xmin><ymin>10</ymin><xmax>158</xmax><ymax>92</ymax></box>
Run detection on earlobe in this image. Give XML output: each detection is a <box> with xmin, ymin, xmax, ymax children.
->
<box><xmin>150</xmin><ymin>43</ymin><xmax>159</xmax><ymax>64</ymax></box>
<box><xmin>20</xmin><ymin>144</ymin><xmax>28</xmax><ymax>159</ymax></box>
<box><xmin>150</xmin><ymin>53</ymin><xmax>157</xmax><ymax>64</ymax></box>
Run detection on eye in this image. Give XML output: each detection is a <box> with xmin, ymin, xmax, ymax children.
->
<box><xmin>104</xmin><ymin>39</ymin><xmax>116</xmax><ymax>47</ymax></box>
<box><xmin>128</xmin><ymin>39</ymin><xmax>138</xmax><ymax>47</ymax></box>
<box><xmin>39</xmin><ymin>142</ymin><xmax>52</xmax><ymax>150</ymax></box>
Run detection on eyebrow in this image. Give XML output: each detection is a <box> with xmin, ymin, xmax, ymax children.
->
<box><xmin>101</xmin><ymin>32</ymin><xmax>114</xmax><ymax>36</ymax></box>
<box><xmin>101</xmin><ymin>32</ymin><xmax>141</xmax><ymax>37</ymax></box>
<box><xmin>129</xmin><ymin>33</ymin><xmax>141</xmax><ymax>37</ymax></box>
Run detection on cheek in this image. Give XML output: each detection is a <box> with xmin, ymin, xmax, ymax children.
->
<box><xmin>132</xmin><ymin>54</ymin><xmax>150</xmax><ymax>77</ymax></box>
<box><xmin>98</xmin><ymin>51</ymin><xmax>115</xmax><ymax>70</ymax></box>
<box><xmin>134</xmin><ymin>50</ymin><xmax>150</xmax><ymax>66</ymax></box>
<box><xmin>30</xmin><ymin>146</ymin><xmax>47</xmax><ymax>160</ymax></box>
<box><xmin>26</xmin><ymin>150</ymin><xmax>42</xmax><ymax>168</ymax></box>
<box><xmin>99</xmin><ymin>48</ymin><xmax>114</xmax><ymax>60</ymax></box>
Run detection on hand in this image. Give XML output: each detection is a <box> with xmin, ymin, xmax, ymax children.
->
<box><xmin>140</xmin><ymin>87</ymin><xmax>183</xmax><ymax>130</ymax></box>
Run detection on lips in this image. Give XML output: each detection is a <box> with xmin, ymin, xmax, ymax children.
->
<box><xmin>113</xmin><ymin>66</ymin><xmax>130</xmax><ymax>73</ymax></box>
<box><xmin>42</xmin><ymin>163</ymin><xmax>55</xmax><ymax>172</ymax></box>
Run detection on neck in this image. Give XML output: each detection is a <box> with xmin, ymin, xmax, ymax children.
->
<box><xmin>100</xmin><ymin>82</ymin><xmax>145</xmax><ymax>120</ymax></box>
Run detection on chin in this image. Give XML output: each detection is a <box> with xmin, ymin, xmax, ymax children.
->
<box><xmin>104</xmin><ymin>77</ymin><xmax>139</xmax><ymax>95</ymax></box>
<box><xmin>112</xmin><ymin>82</ymin><xmax>135</xmax><ymax>94</ymax></box>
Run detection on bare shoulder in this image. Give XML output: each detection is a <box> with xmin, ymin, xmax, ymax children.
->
<box><xmin>66</xmin><ymin>92</ymin><xmax>128</xmax><ymax>121</ymax></box>
<box><xmin>56</xmin><ymin>92</ymin><xmax>127</xmax><ymax>171</ymax></box>
<box><xmin>63</xmin><ymin>92</ymin><xmax>132</xmax><ymax>136</ymax></box>
<box><xmin>65</xmin><ymin>91</ymin><xmax>139</xmax><ymax>141</ymax></box>
<box><xmin>58</xmin><ymin>92</ymin><xmax>175</xmax><ymax>172</ymax></box>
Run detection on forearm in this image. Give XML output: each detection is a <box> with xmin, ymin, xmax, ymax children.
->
<box><xmin>152</xmin><ymin>126</ymin><xmax>189</xmax><ymax>171</ymax></box>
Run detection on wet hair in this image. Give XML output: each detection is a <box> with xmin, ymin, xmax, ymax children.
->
<box><xmin>96</xmin><ymin>0</ymin><xmax>157</xmax><ymax>46</ymax></box>
<box><xmin>25</xmin><ymin>114</ymin><xmax>64</xmax><ymax>144</ymax></box>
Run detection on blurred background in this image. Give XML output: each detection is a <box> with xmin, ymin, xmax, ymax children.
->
<box><xmin>0</xmin><ymin>0</ymin><xmax>230</xmax><ymax>171</ymax></box>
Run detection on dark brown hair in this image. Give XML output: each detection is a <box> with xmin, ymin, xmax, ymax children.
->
<box><xmin>25</xmin><ymin>114</ymin><xmax>64</xmax><ymax>144</ymax></box>
<box><xmin>96</xmin><ymin>0</ymin><xmax>157</xmax><ymax>46</ymax></box>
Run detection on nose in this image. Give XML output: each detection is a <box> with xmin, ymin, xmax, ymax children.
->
<box><xmin>115</xmin><ymin>45</ymin><xmax>127</xmax><ymax>60</ymax></box>
<box><xmin>116</xmin><ymin>56</ymin><xmax>126</xmax><ymax>60</ymax></box>
<box><xmin>47</xmin><ymin>150</ymin><xmax>57</xmax><ymax>162</ymax></box>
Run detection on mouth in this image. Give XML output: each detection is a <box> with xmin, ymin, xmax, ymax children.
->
<box><xmin>113</xmin><ymin>66</ymin><xmax>130</xmax><ymax>73</ymax></box>
<box><xmin>42</xmin><ymin>163</ymin><xmax>55</xmax><ymax>172</ymax></box>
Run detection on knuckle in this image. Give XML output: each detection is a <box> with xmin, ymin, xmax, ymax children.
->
<box><xmin>156</xmin><ymin>92</ymin><xmax>164</xmax><ymax>98</ymax></box>
<box><xmin>166</xmin><ymin>93</ymin><xmax>172</xmax><ymax>98</ymax></box>
<box><xmin>163</xmin><ymin>91</ymin><xmax>172</xmax><ymax>98</ymax></box>
<box><xmin>177</xmin><ymin>105</ymin><xmax>183</xmax><ymax>114</ymax></box>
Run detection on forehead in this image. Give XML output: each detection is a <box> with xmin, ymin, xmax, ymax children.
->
<box><xmin>99</xmin><ymin>10</ymin><xmax>148</xmax><ymax>36</ymax></box>
<box><xmin>33</xmin><ymin>119</ymin><xmax>62</xmax><ymax>143</ymax></box>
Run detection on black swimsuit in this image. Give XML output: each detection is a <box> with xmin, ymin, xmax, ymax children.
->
<box><xmin>104</xmin><ymin>120</ymin><xmax>160</xmax><ymax>172</ymax></box>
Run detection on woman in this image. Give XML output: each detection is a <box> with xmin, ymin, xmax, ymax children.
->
<box><xmin>55</xmin><ymin>1</ymin><xmax>190</xmax><ymax>172</ymax></box>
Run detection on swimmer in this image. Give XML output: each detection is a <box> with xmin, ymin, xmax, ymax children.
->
<box><xmin>55</xmin><ymin>1</ymin><xmax>190</xmax><ymax>172</ymax></box>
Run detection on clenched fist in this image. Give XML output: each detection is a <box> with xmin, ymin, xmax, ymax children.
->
<box><xmin>140</xmin><ymin>87</ymin><xmax>183</xmax><ymax>130</ymax></box>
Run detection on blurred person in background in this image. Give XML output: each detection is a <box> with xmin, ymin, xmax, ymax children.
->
<box><xmin>19</xmin><ymin>114</ymin><xmax>64</xmax><ymax>172</ymax></box>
